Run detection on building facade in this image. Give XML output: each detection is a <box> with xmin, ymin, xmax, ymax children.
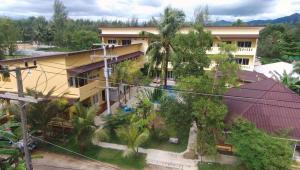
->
<box><xmin>100</xmin><ymin>26</ymin><xmax>264</xmax><ymax>78</ymax></box>
<box><xmin>0</xmin><ymin>44</ymin><xmax>145</xmax><ymax>111</ymax></box>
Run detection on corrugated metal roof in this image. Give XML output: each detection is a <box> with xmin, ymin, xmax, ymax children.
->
<box><xmin>67</xmin><ymin>51</ymin><xmax>144</xmax><ymax>74</ymax></box>
<box><xmin>225</xmin><ymin>78</ymin><xmax>300</xmax><ymax>140</ymax></box>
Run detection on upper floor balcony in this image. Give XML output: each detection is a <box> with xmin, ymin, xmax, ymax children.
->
<box><xmin>206</xmin><ymin>47</ymin><xmax>256</xmax><ymax>55</ymax></box>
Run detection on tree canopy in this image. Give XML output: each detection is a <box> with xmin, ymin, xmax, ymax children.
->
<box><xmin>230</xmin><ymin>119</ymin><xmax>293</xmax><ymax>170</ymax></box>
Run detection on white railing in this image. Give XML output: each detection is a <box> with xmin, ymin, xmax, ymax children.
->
<box><xmin>237</xmin><ymin>47</ymin><xmax>253</xmax><ymax>52</ymax></box>
<box><xmin>206</xmin><ymin>47</ymin><xmax>255</xmax><ymax>55</ymax></box>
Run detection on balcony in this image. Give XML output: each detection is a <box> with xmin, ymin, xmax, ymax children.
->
<box><xmin>206</xmin><ymin>47</ymin><xmax>256</xmax><ymax>55</ymax></box>
<box><xmin>67</xmin><ymin>80</ymin><xmax>103</xmax><ymax>101</ymax></box>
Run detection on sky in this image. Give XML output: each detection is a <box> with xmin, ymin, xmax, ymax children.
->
<box><xmin>0</xmin><ymin>0</ymin><xmax>300</xmax><ymax>22</ymax></box>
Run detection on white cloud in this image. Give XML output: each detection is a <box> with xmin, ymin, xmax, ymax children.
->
<box><xmin>0</xmin><ymin>0</ymin><xmax>299</xmax><ymax>21</ymax></box>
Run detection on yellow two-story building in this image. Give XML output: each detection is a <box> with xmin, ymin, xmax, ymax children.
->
<box><xmin>100</xmin><ymin>26</ymin><xmax>264</xmax><ymax>79</ymax></box>
<box><xmin>0</xmin><ymin>44</ymin><xmax>145</xmax><ymax>111</ymax></box>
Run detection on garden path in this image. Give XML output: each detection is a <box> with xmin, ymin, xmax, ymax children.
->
<box><xmin>94</xmin><ymin>141</ymin><xmax>198</xmax><ymax>170</ymax></box>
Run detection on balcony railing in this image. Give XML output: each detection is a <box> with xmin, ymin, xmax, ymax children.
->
<box><xmin>206</xmin><ymin>47</ymin><xmax>256</xmax><ymax>55</ymax></box>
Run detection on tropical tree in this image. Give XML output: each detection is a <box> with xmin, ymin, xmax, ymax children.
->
<box><xmin>276</xmin><ymin>71</ymin><xmax>300</xmax><ymax>94</ymax></box>
<box><xmin>52</xmin><ymin>0</ymin><xmax>68</xmax><ymax>46</ymax></box>
<box><xmin>71</xmin><ymin>103</ymin><xmax>109</xmax><ymax>153</ymax></box>
<box><xmin>294</xmin><ymin>62</ymin><xmax>300</xmax><ymax>74</ymax></box>
<box><xmin>0</xmin><ymin>121</ymin><xmax>22</xmax><ymax>169</ymax></box>
<box><xmin>230</xmin><ymin>119</ymin><xmax>293</xmax><ymax>170</ymax></box>
<box><xmin>25</xmin><ymin>89</ymin><xmax>69</xmax><ymax>138</ymax></box>
<box><xmin>116</xmin><ymin>122</ymin><xmax>149</xmax><ymax>157</ymax></box>
<box><xmin>111</xmin><ymin>60</ymin><xmax>144</xmax><ymax>105</ymax></box>
<box><xmin>172</xmin><ymin>24</ymin><xmax>212</xmax><ymax>78</ymax></box>
<box><xmin>0</xmin><ymin>18</ymin><xmax>20</xmax><ymax>57</ymax></box>
<box><xmin>141</xmin><ymin>7</ymin><xmax>185</xmax><ymax>88</ymax></box>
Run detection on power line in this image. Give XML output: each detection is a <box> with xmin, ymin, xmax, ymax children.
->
<box><xmin>19</xmin><ymin>67</ymin><xmax>300</xmax><ymax>106</ymax></box>
<box><xmin>37</xmin><ymin>61</ymin><xmax>299</xmax><ymax>95</ymax></box>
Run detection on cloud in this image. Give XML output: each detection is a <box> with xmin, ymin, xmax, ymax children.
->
<box><xmin>209</xmin><ymin>0</ymin><xmax>276</xmax><ymax>16</ymax></box>
<box><xmin>0</xmin><ymin>0</ymin><xmax>299</xmax><ymax>21</ymax></box>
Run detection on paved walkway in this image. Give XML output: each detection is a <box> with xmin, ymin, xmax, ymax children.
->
<box><xmin>94</xmin><ymin>141</ymin><xmax>198</xmax><ymax>170</ymax></box>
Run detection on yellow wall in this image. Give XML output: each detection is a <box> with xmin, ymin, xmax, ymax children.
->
<box><xmin>0</xmin><ymin>44</ymin><xmax>144</xmax><ymax>103</ymax></box>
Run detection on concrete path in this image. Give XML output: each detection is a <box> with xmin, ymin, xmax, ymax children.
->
<box><xmin>32</xmin><ymin>151</ymin><xmax>119</xmax><ymax>170</ymax></box>
<box><xmin>94</xmin><ymin>141</ymin><xmax>198</xmax><ymax>170</ymax></box>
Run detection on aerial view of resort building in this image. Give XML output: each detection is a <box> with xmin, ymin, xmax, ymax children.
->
<box><xmin>0</xmin><ymin>0</ymin><xmax>300</xmax><ymax>170</ymax></box>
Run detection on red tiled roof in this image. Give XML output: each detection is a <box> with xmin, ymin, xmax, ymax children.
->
<box><xmin>238</xmin><ymin>70</ymin><xmax>267</xmax><ymax>83</ymax></box>
<box><xmin>67</xmin><ymin>51</ymin><xmax>144</xmax><ymax>74</ymax></box>
<box><xmin>224</xmin><ymin>78</ymin><xmax>300</xmax><ymax>140</ymax></box>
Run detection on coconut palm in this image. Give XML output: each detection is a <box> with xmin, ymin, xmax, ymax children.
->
<box><xmin>141</xmin><ymin>7</ymin><xmax>185</xmax><ymax>88</ymax></box>
<box><xmin>71</xmin><ymin>103</ymin><xmax>109</xmax><ymax>153</ymax></box>
<box><xmin>277</xmin><ymin>71</ymin><xmax>300</xmax><ymax>94</ymax></box>
<box><xmin>293</xmin><ymin>62</ymin><xmax>300</xmax><ymax>74</ymax></box>
<box><xmin>25</xmin><ymin>88</ymin><xmax>69</xmax><ymax>138</ymax></box>
<box><xmin>116</xmin><ymin>123</ymin><xmax>149</xmax><ymax>157</ymax></box>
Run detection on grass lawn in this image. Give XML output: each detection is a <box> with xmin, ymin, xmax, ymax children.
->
<box><xmin>40</xmin><ymin>138</ymin><xmax>146</xmax><ymax>170</ymax></box>
<box><xmin>108</xmin><ymin>128</ymin><xmax>189</xmax><ymax>153</ymax></box>
<box><xmin>198</xmin><ymin>163</ymin><xmax>242</xmax><ymax>170</ymax></box>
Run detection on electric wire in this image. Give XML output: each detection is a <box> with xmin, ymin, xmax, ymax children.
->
<box><xmin>19</xmin><ymin>67</ymin><xmax>300</xmax><ymax>106</ymax></box>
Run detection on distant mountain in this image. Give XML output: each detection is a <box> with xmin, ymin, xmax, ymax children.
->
<box><xmin>247</xmin><ymin>13</ymin><xmax>300</xmax><ymax>25</ymax></box>
<box><xmin>211</xmin><ymin>13</ymin><xmax>300</xmax><ymax>26</ymax></box>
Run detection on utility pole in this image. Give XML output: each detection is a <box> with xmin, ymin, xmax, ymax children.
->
<box><xmin>91</xmin><ymin>44</ymin><xmax>116</xmax><ymax>115</ymax></box>
<box><xmin>103</xmin><ymin>45</ymin><xmax>111</xmax><ymax>115</ymax></box>
<box><xmin>15</xmin><ymin>67</ymin><xmax>32</xmax><ymax>170</ymax></box>
<box><xmin>0</xmin><ymin>63</ymin><xmax>38</xmax><ymax>170</ymax></box>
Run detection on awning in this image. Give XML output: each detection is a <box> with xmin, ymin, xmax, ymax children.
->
<box><xmin>67</xmin><ymin>51</ymin><xmax>144</xmax><ymax>74</ymax></box>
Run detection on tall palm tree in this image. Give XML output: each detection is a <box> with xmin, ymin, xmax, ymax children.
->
<box><xmin>293</xmin><ymin>62</ymin><xmax>300</xmax><ymax>74</ymax></box>
<box><xmin>71</xmin><ymin>103</ymin><xmax>109</xmax><ymax>153</ymax></box>
<box><xmin>141</xmin><ymin>7</ymin><xmax>185</xmax><ymax>88</ymax></box>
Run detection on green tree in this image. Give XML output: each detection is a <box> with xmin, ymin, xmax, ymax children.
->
<box><xmin>141</xmin><ymin>7</ymin><xmax>185</xmax><ymax>88</ymax></box>
<box><xmin>25</xmin><ymin>89</ymin><xmax>69</xmax><ymax>138</ymax></box>
<box><xmin>67</xmin><ymin>30</ymin><xmax>99</xmax><ymax>50</ymax></box>
<box><xmin>53</xmin><ymin>0</ymin><xmax>68</xmax><ymax>46</ymax></box>
<box><xmin>172</xmin><ymin>24</ymin><xmax>212</xmax><ymax>78</ymax></box>
<box><xmin>230</xmin><ymin>119</ymin><xmax>293</xmax><ymax>170</ymax></box>
<box><xmin>71</xmin><ymin>103</ymin><xmax>109</xmax><ymax>153</ymax></box>
<box><xmin>194</xmin><ymin>5</ymin><xmax>210</xmax><ymax>25</ymax></box>
<box><xmin>232</xmin><ymin>19</ymin><xmax>245</xmax><ymax>26</ymax></box>
<box><xmin>0</xmin><ymin>18</ymin><xmax>20</xmax><ymax>57</ymax></box>
<box><xmin>294</xmin><ymin>62</ymin><xmax>300</xmax><ymax>74</ymax></box>
<box><xmin>276</xmin><ymin>71</ymin><xmax>300</xmax><ymax>94</ymax></box>
<box><xmin>116</xmin><ymin>122</ymin><xmax>149</xmax><ymax>157</ymax></box>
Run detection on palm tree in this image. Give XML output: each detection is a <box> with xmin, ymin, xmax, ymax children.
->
<box><xmin>293</xmin><ymin>62</ymin><xmax>300</xmax><ymax>74</ymax></box>
<box><xmin>25</xmin><ymin>88</ymin><xmax>68</xmax><ymax>138</ymax></box>
<box><xmin>276</xmin><ymin>71</ymin><xmax>300</xmax><ymax>94</ymax></box>
<box><xmin>141</xmin><ymin>7</ymin><xmax>185</xmax><ymax>88</ymax></box>
<box><xmin>0</xmin><ymin>121</ymin><xmax>22</xmax><ymax>169</ymax></box>
<box><xmin>71</xmin><ymin>103</ymin><xmax>109</xmax><ymax>153</ymax></box>
<box><xmin>116</xmin><ymin>123</ymin><xmax>149</xmax><ymax>158</ymax></box>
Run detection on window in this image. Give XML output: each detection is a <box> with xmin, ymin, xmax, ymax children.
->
<box><xmin>91</xmin><ymin>93</ymin><xmax>99</xmax><ymax>105</ymax></box>
<box><xmin>223</xmin><ymin>41</ymin><xmax>232</xmax><ymax>44</ymax></box>
<box><xmin>108</xmin><ymin>39</ymin><xmax>117</xmax><ymax>44</ymax></box>
<box><xmin>102</xmin><ymin>90</ymin><xmax>106</xmax><ymax>101</ymax></box>
<box><xmin>122</xmin><ymin>39</ymin><xmax>131</xmax><ymax>46</ymax></box>
<box><xmin>237</xmin><ymin>41</ymin><xmax>252</xmax><ymax>47</ymax></box>
<box><xmin>235</xmin><ymin>58</ymin><xmax>249</xmax><ymax>65</ymax></box>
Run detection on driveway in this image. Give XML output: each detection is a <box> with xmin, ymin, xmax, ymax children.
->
<box><xmin>32</xmin><ymin>151</ymin><xmax>120</xmax><ymax>170</ymax></box>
